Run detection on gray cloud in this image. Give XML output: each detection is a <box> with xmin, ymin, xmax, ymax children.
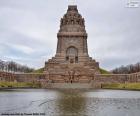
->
<box><xmin>0</xmin><ymin>0</ymin><xmax>140</xmax><ymax>70</ymax></box>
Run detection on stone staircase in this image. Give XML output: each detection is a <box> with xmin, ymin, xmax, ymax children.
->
<box><xmin>44</xmin><ymin>83</ymin><xmax>93</xmax><ymax>89</ymax></box>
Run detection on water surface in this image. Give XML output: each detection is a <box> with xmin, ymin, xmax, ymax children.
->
<box><xmin>0</xmin><ymin>89</ymin><xmax>140</xmax><ymax>116</ymax></box>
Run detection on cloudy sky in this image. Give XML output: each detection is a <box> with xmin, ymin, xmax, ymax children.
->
<box><xmin>0</xmin><ymin>0</ymin><xmax>140</xmax><ymax>70</ymax></box>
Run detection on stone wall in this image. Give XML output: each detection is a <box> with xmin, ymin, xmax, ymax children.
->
<box><xmin>94</xmin><ymin>73</ymin><xmax>140</xmax><ymax>83</ymax></box>
<box><xmin>15</xmin><ymin>73</ymin><xmax>46</xmax><ymax>83</ymax></box>
<box><xmin>0</xmin><ymin>71</ymin><xmax>140</xmax><ymax>88</ymax></box>
<box><xmin>0</xmin><ymin>71</ymin><xmax>15</xmax><ymax>82</ymax></box>
<box><xmin>92</xmin><ymin>73</ymin><xmax>140</xmax><ymax>88</ymax></box>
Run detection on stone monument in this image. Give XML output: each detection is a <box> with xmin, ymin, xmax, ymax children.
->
<box><xmin>44</xmin><ymin>5</ymin><xmax>100</xmax><ymax>83</ymax></box>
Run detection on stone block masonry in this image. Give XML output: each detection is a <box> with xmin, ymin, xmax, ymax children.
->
<box><xmin>1</xmin><ymin>71</ymin><xmax>140</xmax><ymax>89</ymax></box>
<box><xmin>44</xmin><ymin>5</ymin><xmax>100</xmax><ymax>83</ymax></box>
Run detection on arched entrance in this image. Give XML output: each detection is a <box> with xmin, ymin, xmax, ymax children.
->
<box><xmin>66</xmin><ymin>46</ymin><xmax>78</xmax><ymax>63</ymax></box>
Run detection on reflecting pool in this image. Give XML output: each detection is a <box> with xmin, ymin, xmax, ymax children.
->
<box><xmin>0</xmin><ymin>89</ymin><xmax>140</xmax><ymax>116</ymax></box>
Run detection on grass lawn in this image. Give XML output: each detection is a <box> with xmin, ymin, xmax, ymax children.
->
<box><xmin>32</xmin><ymin>68</ymin><xmax>44</xmax><ymax>73</ymax></box>
<box><xmin>100</xmin><ymin>68</ymin><xmax>111</xmax><ymax>74</ymax></box>
<box><xmin>102</xmin><ymin>83</ymin><xmax>140</xmax><ymax>90</ymax></box>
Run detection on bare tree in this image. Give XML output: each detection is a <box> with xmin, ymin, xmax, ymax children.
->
<box><xmin>112</xmin><ymin>62</ymin><xmax>140</xmax><ymax>74</ymax></box>
<box><xmin>0</xmin><ymin>59</ymin><xmax>34</xmax><ymax>73</ymax></box>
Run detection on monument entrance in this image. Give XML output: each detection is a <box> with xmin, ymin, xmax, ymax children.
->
<box><xmin>66</xmin><ymin>46</ymin><xmax>78</xmax><ymax>63</ymax></box>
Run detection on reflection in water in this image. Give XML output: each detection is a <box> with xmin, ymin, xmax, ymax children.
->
<box><xmin>57</xmin><ymin>89</ymin><xmax>86</xmax><ymax>116</ymax></box>
<box><xmin>0</xmin><ymin>89</ymin><xmax>140</xmax><ymax>116</ymax></box>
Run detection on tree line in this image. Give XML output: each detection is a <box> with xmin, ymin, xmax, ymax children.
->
<box><xmin>112</xmin><ymin>62</ymin><xmax>140</xmax><ymax>74</ymax></box>
<box><xmin>0</xmin><ymin>60</ymin><xmax>34</xmax><ymax>73</ymax></box>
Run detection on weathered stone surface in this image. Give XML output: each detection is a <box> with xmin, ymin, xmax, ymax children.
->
<box><xmin>44</xmin><ymin>5</ymin><xmax>100</xmax><ymax>83</ymax></box>
<box><xmin>0</xmin><ymin>71</ymin><xmax>15</xmax><ymax>82</ymax></box>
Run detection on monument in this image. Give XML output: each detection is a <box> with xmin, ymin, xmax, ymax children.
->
<box><xmin>44</xmin><ymin>5</ymin><xmax>100</xmax><ymax>83</ymax></box>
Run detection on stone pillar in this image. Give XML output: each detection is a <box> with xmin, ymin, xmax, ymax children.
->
<box><xmin>83</xmin><ymin>37</ymin><xmax>88</xmax><ymax>54</ymax></box>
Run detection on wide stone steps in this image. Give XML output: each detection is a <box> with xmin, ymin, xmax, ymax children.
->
<box><xmin>45</xmin><ymin>83</ymin><xmax>92</xmax><ymax>89</ymax></box>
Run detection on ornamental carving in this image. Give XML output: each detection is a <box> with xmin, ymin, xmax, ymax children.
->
<box><xmin>60</xmin><ymin>6</ymin><xmax>85</xmax><ymax>27</ymax></box>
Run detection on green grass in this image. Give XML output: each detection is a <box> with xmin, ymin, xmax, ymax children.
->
<box><xmin>32</xmin><ymin>68</ymin><xmax>44</xmax><ymax>73</ymax></box>
<box><xmin>102</xmin><ymin>83</ymin><xmax>140</xmax><ymax>90</ymax></box>
<box><xmin>100</xmin><ymin>68</ymin><xmax>111</xmax><ymax>74</ymax></box>
<box><xmin>0</xmin><ymin>82</ymin><xmax>41</xmax><ymax>88</ymax></box>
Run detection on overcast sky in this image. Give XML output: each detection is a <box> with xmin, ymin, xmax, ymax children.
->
<box><xmin>0</xmin><ymin>0</ymin><xmax>140</xmax><ymax>70</ymax></box>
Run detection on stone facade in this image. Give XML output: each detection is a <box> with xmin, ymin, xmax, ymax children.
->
<box><xmin>44</xmin><ymin>5</ymin><xmax>100</xmax><ymax>83</ymax></box>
